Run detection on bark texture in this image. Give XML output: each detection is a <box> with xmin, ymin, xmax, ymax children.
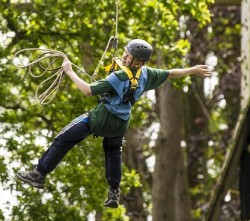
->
<box><xmin>152</xmin><ymin>82</ymin><xmax>191</xmax><ymax>221</ymax></box>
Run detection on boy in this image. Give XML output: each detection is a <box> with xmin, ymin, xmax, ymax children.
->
<box><xmin>17</xmin><ymin>39</ymin><xmax>211</xmax><ymax>208</ymax></box>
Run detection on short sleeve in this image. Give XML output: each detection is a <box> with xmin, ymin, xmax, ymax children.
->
<box><xmin>90</xmin><ymin>79</ymin><xmax>113</xmax><ymax>96</ymax></box>
<box><xmin>144</xmin><ymin>67</ymin><xmax>169</xmax><ymax>91</ymax></box>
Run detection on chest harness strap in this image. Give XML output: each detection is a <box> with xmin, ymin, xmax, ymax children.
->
<box><xmin>110</xmin><ymin>58</ymin><xmax>142</xmax><ymax>104</ymax></box>
<box><xmin>113</xmin><ymin>58</ymin><xmax>141</xmax><ymax>89</ymax></box>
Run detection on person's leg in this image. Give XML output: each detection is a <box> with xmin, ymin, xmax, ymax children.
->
<box><xmin>38</xmin><ymin>114</ymin><xmax>92</xmax><ymax>175</ymax></box>
<box><xmin>102</xmin><ymin>135</ymin><xmax>123</xmax><ymax>208</ymax></box>
<box><xmin>17</xmin><ymin>113</ymin><xmax>92</xmax><ymax>188</ymax></box>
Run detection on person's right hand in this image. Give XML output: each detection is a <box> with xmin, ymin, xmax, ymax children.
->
<box><xmin>62</xmin><ymin>59</ymin><xmax>73</xmax><ymax>75</ymax></box>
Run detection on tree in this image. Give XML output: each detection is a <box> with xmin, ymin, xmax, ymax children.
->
<box><xmin>185</xmin><ymin>5</ymin><xmax>241</xmax><ymax>220</ymax></box>
<box><xmin>151</xmin><ymin>1</ymin><xmax>213</xmax><ymax>220</ymax></box>
<box><xmin>153</xmin><ymin>81</ymin><xmax>191</xmax><ymax>221</ymax></box>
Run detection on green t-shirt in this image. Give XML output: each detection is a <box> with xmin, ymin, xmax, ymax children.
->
<box><xmin>91</xmin><ymin>67</ymin><xmax>169</xmax><ymax>95</ymax></box>
<box><xmin>89</xmin><ymin>67</ymin><xmax>169</xmax><ymax>137</ymax></box>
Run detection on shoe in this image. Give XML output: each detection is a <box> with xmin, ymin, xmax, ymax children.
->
<box><xmin>16</xmin><ymin>166</ymin><xmax>45</xmax><ymax>189</ymax></box>
<box><xmin>104</xmin><ymin>187</ymin><xmax>120</xmax><ymax>208</ymax></box>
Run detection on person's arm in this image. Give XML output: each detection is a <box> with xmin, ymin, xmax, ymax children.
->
<box><xmin>62</xmin><ymin>59</ymin><xmax>92</xmax><ymax>96</ymax></box>
<box><xmin>168</xmin><ymin>65</ymin><xmax>212</xmax><ymax>79</ymax></box>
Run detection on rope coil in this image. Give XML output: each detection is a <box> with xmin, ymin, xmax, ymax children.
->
<box><xmin>12</xmin><ymin>48</ymin><xmax>92</xmax><ymax>105</ymax></box>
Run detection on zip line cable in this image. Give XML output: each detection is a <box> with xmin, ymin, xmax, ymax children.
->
<box><xmin>92</xmin><ymin>35</ymin><xmax>118</xmax><ymax>79</ymax></box>
<box><xmin>115</xmin><ymin>0</ymin><xmax>119</xmax><ymax>41</ymax></box>
<box><xmin>12</xmin><ymin>0</ymin><xmax>120</xmax><ymax>105</ymax></box>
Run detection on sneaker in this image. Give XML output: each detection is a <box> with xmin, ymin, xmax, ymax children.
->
<box><xmin>16</xmin><ymin>166</ymin><xmax>45</xmax><ymax>189</ymax></box>
<box><xmin>104</xmin><ymin>187</ymin><xmax>120</xmax><ymax>208</ymax></box>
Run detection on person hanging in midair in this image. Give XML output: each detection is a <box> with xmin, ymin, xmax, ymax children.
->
<box><xmin>16</xmin><ymin>39</ymin><xmax>212</xmax><ymax>208</ymax></box>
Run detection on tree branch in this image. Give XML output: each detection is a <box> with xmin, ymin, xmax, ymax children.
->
<box><xmin>214</xmin><ymin>0</ymin><xmax>241</xmax><ymax>5</ymax></box>
<box><xmin>11</xmin><ymin>3</ymin><xmax>35</xmax><ymax>11</ymax></box>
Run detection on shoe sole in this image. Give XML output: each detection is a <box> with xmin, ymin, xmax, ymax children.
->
<box><xmin>16</xmin><ymin>173</ymin><xmax>44</xmax><ymax>189</ymax></box>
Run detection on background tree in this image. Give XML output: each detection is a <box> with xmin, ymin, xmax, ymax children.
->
<box><xmin>183</xmin><ymin>4</ymin><xmax>241</xmax><ymax>220</ymax></box>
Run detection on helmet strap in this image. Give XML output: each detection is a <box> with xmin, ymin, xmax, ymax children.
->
<box><xmin>128</xmin><ymin>56</ymin><xmax>135</xmax><ymax>68</ymax></box>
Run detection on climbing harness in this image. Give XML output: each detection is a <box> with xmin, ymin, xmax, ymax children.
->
<box><xmin>113</xmin><ymin>57</ymin><xmax>142</xmax><ymax>90</ymax></box>
<box><xmin>13</xmin><ymin>0</ymin><xmax>120</xmax><ymax>105</ymax></box>
<box><xmin>113</xmin><ymin>58</ymin><xmax>142</xmax><ymax>104</ymax></box>
<box><xmin>101</xmin><ymin>57</ymin><xmax>142</xmax><ymax>105</ymax></box>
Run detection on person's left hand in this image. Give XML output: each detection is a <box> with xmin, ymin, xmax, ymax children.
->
<box><xmin>192</xmin><ymin>65</ymin><xmax>212</xmax><ymax>77</ymax></box>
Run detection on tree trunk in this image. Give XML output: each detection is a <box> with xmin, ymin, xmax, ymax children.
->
<box><xmin>215</xmin><ymin>0</ymin><xmax>240</xmax><ymax>5</ymax></box>
<box><xmin>123</xmin><ymin>128</ymin><xmax>148</xmax><ymax>221</ymax></box>
<box><xmin>241</xmin><ymin>0</ymin><xmax>250</xmax><ymax>109</ymax></box>
<box><xmin>152</xmin><ymin>82</ymin><xmax>191</xmax><ymax>221</ymax></box>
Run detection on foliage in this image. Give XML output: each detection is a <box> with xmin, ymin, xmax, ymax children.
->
<box><xmin>103</xmin><ymin>206</ymin><xmax>129</xmax><ymax>221</ymax></box>
<box><xmin>121</xmin><ymin>168</ymin><xmax>141</xmax><ymax>194</ymax></box>
<box><xmin>184</xmin><ymin>5</ymin><xmax>241</xmax><ymax>220</ymax></box>
<box><xmin>0</xmin><ymin>0</ymin><xmax>217</xmax><ymax>220</ymax></box>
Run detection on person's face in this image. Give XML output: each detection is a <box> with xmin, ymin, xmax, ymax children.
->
<box><xmin>121</xmin><ymin>50</ymin><xmax>133</xmax><ymax>67</ymax></box>
<box><xmin>121</xmin><ymin>50</ymin><xmax>143</xmax><ymax>68</ymax></box>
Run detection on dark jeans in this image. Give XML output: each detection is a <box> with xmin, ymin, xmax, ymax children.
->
<box><xmin>37</xmin><ymin>113</ymin><xmax>123</xmax><ymax>189</ymax></box>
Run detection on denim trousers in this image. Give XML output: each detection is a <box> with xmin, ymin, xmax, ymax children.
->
<box><xmin>37</xmin><ymin>113</ymin><xmax>123</xmax><ymax>189</ymax></box>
